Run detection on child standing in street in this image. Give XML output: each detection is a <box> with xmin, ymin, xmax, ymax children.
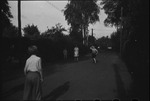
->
<box><xmin>23</xmin><ymin>45</ymin><xmax>43</xmax><ymax>100</ymax></box>
<box><xmin>63</xmin><ymin>48</ymin><xmax>68</xmax><ymax>60</ymax></box>
<box><xmin>74</xmin><ymin>45</ymin><xmax>79</xmax><ymax>62</ymax></box>
<box><xmin>90</xmin><ymin>46</ymin><xmax>98</xmax><ymax>63</ymax></box>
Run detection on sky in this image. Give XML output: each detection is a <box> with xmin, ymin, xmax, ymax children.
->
<box><xmin>8</xmin><ymin>1</ymin><xmax>116</xmax><ymax>39</ymax></box>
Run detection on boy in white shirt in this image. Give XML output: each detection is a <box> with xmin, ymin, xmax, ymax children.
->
<box><xmin>23</xmin><ymin>45</ymin><xmax>43</xmax><ymax>100</ymax></box>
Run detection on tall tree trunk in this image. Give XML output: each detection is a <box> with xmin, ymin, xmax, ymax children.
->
<box><xmin>18</xmin><ymin>0</ymin><xmax>21</xmax><ymax>37</ymax></box>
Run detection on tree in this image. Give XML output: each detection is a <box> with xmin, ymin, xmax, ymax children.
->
<box><xmin>102</xmin><ymin>1</ymin><xmax>149</xmax><ymax>100</ymax></box>
<box><xmin>110</xmin><ymin>31</ymin><xmax>120</xmax><ymax>51</ymax></box>
<box><xmin>100</xmin><ymin>0</ymin><xmax>121</xmax><ymax>27</ymax></box>
<box><xmin>3</xmin><ymin>23</ymin><xmax>19</xmax><ymax>38</ymax></box>
<box><xmin>96</xmin><ymin>36</ymin><xmax>111</xmax><ymax>50</ymax></box>
<box><xmin>88</xmin><ymin>35</ymin><xmax>96</xmax><ymax>45</ymax></box>
<box><xmin>64</xmin><ymin>0</ymin><xmax>100</xmax><ymax>45</ymax></box>
<box><xmin>101</xmin><ymin>0</ymin><xmax>149</xmax><ymax>54</ymax></box>
<box><xmin>41</xmin><ymin>23</ymin><xmax>67</xmax><ymax>40</ymax></box>
<box><xmin>23</xmin><ymin>24</ymin><xmax>40</xmax><ymax>40</ymax></box>
<box><xmin>0</xmin><ymin>0</ymin><xmax>13</xmax><ymax>37</ymax></box>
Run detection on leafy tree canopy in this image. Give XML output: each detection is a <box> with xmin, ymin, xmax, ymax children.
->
<box><xmin>41</xmin><ymin>23</ymin><xmax>67</xmax><ymax>40</ymax></box>
<box><xmin>64</xmin><ymin>0</ymin><xmax>100</xmax><ymax>26</ymax></box>
<box><xmin>3</xmin><ymin>23</ymin><xmax>19</xmax><ymax>38</ymax></box>
<box><xmin>0</xmin><ymin>0</ymin><xmax>13</xmax><ymax>36</ymax></box>
<box><xmin>23</xmin><ymin>24</ymin><xmax>40</xmax><ymax>40</ymax></box>
<box><xmin>64</xmin><ymin>0</ymin><xmax>100</xmax><ymax>43</ymax></box>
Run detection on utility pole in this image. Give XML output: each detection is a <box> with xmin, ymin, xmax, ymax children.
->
<box><xmin>18</xmin><ymin>0</ymin><xmax>21</xmax><ymax>37</ymax></box>
<box><xmin>91</xmin><ymin>28</ymin><xmax>95</xmax><ymax>45</ymax></box>
<box><xmin>120</xmin><ymin>7</ymin><xmax>123</xmax><ymax>57</ymax></box>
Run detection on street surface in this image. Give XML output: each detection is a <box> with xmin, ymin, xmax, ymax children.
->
<box><xmin>1</xmin><ymin>52</ymin><xmax>133</xmax><ymax>100</ymax></box>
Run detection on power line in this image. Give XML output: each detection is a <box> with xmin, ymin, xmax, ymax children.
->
<box><xmin>46</xmin><ymin>1</ymin><xmax>63</xmax><ymax>13</ymax></box>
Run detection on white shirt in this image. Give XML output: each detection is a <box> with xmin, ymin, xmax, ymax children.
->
<box><xmin>24</xmin><ymin>55</ymin><xmax>42</xmax><ymax>73</ymax></box>
<box><xmin>74</xmin><ymin>47</ymin><xmax>79</xmax><ymax>57</ymax></box>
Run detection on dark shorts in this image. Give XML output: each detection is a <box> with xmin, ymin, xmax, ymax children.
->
<box><xmin>92</xmin><ymin>53</ymin><xmax>96</xmax><ymax>58</ymax></box>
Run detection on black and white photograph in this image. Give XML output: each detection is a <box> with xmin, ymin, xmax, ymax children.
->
<box><xmin>1</xmin><ymin>0</ymin><xmax>149</xmax><ymax>100</ymax></box>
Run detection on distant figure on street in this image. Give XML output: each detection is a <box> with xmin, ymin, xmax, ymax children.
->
<box><xmin>63</xmin><ymin>48</ymin><xmax>68</xmax><ymax>60</ymax></box>
<box><xmin>90</xmin><ymin>45</ymin><xmax>98</xmax><ymax>63</ymax></box>
<box><xmin>97</xmin><ymin>46</ymin><xmax>101</xmax><ymax>53</ymax></box>
<box><xmin>23</xmin><ymin>45</ymin><xmax>43</xmax><ymax>100</ymax></box>
<box><xmin>74</xmin><ymin>45</ymin><xmax>79</xmax><ymax>61</ymax></box>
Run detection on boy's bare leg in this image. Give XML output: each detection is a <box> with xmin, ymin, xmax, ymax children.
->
<box><xmin>93</xmin><ymin>58</ymin><xmax>96</xmax><ymax>63</ymax></box>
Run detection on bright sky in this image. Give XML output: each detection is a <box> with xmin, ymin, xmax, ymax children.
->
<box><xmin>9</xmin><ymin>1</ymin><xmax>116</xmax><ymax>39</ymax></box>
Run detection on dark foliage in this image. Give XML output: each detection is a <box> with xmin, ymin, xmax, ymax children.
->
<box><xmin>64</xmin><ymin>0</ymin><xmax>100</xmax><ymax>44</ymax></box>
<box><xmin>0</xmin><ymin>0</ymin><xmax>13</xmax><ymax>37</ymax></box>
<box><xmin>101</xmin><ymin>0</ymin><xmax>149</xmax><ymax>100</ymax></box>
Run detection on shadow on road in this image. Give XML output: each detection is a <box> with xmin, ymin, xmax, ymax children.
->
<box><xmin>113</xmin><ymin>64</ymin><xmax>131</xmax><ymax>100</ymax></box>
<box><xmin>43</xmin><ymin>81</ymin><xmax>70</xmax><ymax>100</ymax></box>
